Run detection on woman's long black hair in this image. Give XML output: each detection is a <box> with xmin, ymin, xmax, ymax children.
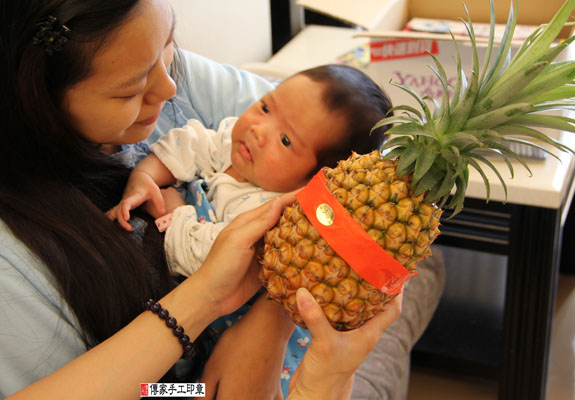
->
<box><xmin>0</xmin><ymin>0</ymin><xmax>174</xmax><ymax>349</ymax></box>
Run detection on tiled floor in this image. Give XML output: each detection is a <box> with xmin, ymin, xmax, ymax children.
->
<box><xmin>407</xmin><ymin>273</ymin><xmax>575</xmax><ymax>400</ymax></box>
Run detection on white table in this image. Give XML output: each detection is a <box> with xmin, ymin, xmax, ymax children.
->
<box><xmin>248</xmin><ymin>25</ymin><xmax>575</xmax><ymax>400</ymax></box>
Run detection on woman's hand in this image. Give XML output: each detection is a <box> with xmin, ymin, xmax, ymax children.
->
<box><xmin>193</xmin><ymin>192</ymin><xmax>296</xmax><ymax>318</ymax></box>
<box><xmin>287</xmin><ymin>289</ymin><xmax>403</xmax><ymax>400</ymax></box>
<box><xmin>201</xmin><ymin>296</ymin><xmax>295</xmax><ymax>400</ymax></box>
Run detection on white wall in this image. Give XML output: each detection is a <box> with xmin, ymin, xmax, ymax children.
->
<box><xmin>168</xmin><ymin>0</ymin><xmax>272</xmax><ymax>67</ymax></box>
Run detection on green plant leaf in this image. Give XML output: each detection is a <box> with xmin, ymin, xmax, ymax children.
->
<box><xmin>470</xmin><ymin>153</ymin><xmax>509</xmax><ymax>203</ymax></box>
<box><xmin>509</xmin><ymin>60</ymin><xmax>575</xmax><ymax>104</ymax></box>
<box><xmin>386</xmin><ymin>123</ymin><xmax>434</xmax><ymax>138</ymax></box>
<box><xmin>465</xmin><ymin>103</ymin><xmax>534</xmax><ymax>130</ymax></box>
<box><xmin>449</xmin><ymin>30</ymin><xmax>466</xmax><ymax>111</ymax></box>
<box><xmin>380</xmin><ymin>136</ymin><xmax>412</xmax><ymax>154</ymax></box>
<box><xmin>528</xmin><ymin>85</ymin><xmax>575</xmax><ymax>104</ymax></box>
<box><xmin>413</xmin><ymin>145</ymin><xmax>439</xmax><ymax>184</ymax></box>
<box><xmin>446</xmin><ymin>171</ymin><xmax>469</xmax><ymax>216</ymax></box>
<box><xmin>427</xmin><ymin>52</ymin><xmax>452</xmax><ymax>134</ymax></box>
<box><xmin>414</xmin><ymin>163</ymin><xmax>444</xmax><ymax>195</ymax></box>
<box><xmin>391</xmin><ymin>82</ymin><xmax>433</xmax><ymax>126</ymax></box>
<box><xmin>388</xmin><ymin>104</ymin><xmax>424</xmax><ymax>120</ymax></box>
<box><xmin>467</xmin><ymin>158</ymin><xmax>491</xmax><ymax>201</ymax></box>
<box><xmin>474</xmin><ymin>61</ymin><xmax>548</xmax><ymax>114</ymax></box>
<box><xmin>498</xmin><ymin>124</ymin><xmax>574</xmax><ymax>154</ymax></box>
<box><xmin>507</xmin><ymin>113</ymin><xmax>575</xmax><ymax>132</ymax></box>
<box><xmin>396</xmin><ymin>142</ymin><xmax>421</xmax><ymax>177</ymax></box>
<box><xmin>493</xmin><ymin>0</ymin><xmax>575</xmax><ymax>89</ymax></box>
<box><xmin>478</xmin><ymin>0</ymin><xmax>518</xmax><ymax>98</ymax></box>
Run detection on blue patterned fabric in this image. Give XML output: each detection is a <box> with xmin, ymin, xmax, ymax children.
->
<box><xmin>184</xmin><ymin>180</ymin><xmax>217</xmax><ymax>223</ymax></box>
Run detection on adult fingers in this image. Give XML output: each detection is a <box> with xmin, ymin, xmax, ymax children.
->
<box><xmin>226</xmin><ymin>198</ymin><xmax>283</xmax><ymax>245</ymax></box>
<box><xmin>353</xmin><ymin>293</ymin><xmax>403</xmax><ymax>349</ymax></box>
<box><xmin>277</xmin><ymin>190</ymin><xmax>297</xmax><ymax>207</ymax></box>
<box><xmin>364</xmin><ymin>293</ymin><xmax>402</xmax><ymax>331</ymax></box>
<box><xmin>295</xmin><ymin>287</ymin><xmax>334</xmax><ymax>340</ymax></box>
<box><xmin>236</xmin><ymin>257</ymin><xmax>265</xmax><ymax>304</ymax></box>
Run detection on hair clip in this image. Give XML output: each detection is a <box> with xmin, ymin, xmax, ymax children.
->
<box><xmin>32</xmin><ymin>15</ymin><xmax>71</xmax><ymax>56</ymax></box>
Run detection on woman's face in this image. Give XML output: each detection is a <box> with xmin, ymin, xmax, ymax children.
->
<box><xmin>230</xmin><ymin>75</ymin><xmax>347</xmax><ymax>192</ymax></box>
<box><xmin>64</xmin><ymin>0</ymin><xmax>176</xmax><ymax>147</ymax></box>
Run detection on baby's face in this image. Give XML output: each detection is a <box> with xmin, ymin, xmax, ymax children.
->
<box><xmin>230</xmin><ymin>75</ymin><xmax>347</xmax><ymax>192</ymax></box>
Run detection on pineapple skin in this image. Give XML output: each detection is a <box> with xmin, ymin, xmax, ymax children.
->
<box><xmin>260</xmin><ymin>151</ymin><xmax>443</xmax><ymax>331</ymax></box>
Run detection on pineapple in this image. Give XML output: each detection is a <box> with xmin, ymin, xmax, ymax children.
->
<box><xmin>260</xmin><ymin>0</ymin><xmax>575</xmax><ymax>331</ymax></box>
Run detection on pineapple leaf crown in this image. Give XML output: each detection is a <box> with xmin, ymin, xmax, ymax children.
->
<box><xmin>373</xmin><ymin>0</ymin><xmax>575</xmax><ymax>216</ymax></box>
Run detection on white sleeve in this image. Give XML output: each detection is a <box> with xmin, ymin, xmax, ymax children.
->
<box><xmin>164</xmin><ymin>205</ymin><xmax>228</xmax><ymax>277</ymax></box>
<box><xmin>150</xmin><ymin>118</ymin><xmax>235</xmax><ymax>182</ymax></box>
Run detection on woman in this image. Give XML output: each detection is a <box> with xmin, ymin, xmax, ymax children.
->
<box><xmin>0</xmin><ymin>0</ymin><xmax>404</xmax><ymax>399</ymax></box>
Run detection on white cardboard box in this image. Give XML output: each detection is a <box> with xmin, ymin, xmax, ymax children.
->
<box><xmin>297</xmin><ymin>0</ymin><xmax>574</xmax><ymax>110</ymax></box>
<box><xmin>361</xmin><ymin>32</ymin><xmax>526</xmax><ymax>110</ymax></box>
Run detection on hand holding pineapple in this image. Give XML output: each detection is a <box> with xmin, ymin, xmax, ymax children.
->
<box><xmin>261</xmin><ymin>0</ymin><xmax>575</xmax><ymax>330</ymax></box>
<box><xmin>287</xmin><ymin>288</ymin><xmax>402</xmax><ymax>399</ymax></box>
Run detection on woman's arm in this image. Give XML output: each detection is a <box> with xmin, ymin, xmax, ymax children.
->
<box><xmin>202</xmin><ymin>295</ymin><xmax>296</xmax><ymax>400</ymax></box>
<box><xmin>7</xmin><ymin>198</ymin><xmax>289</xmax><ymax>400</ymax></box>
<box><xmin>9</xmin><ymin>280</ymin><xmax>214</xmax><ymax>400</ymax></box>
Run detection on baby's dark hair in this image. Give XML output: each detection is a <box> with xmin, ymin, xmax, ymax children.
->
<box><xmin>297</xmin><ymin>64</ymin><xmax>393</xmax><ymax>172</ymax></box>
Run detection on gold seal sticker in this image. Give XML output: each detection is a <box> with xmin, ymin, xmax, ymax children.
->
<box><xmin>316</xmin><ymin>203</ymin><xmax>334</xmax><ymax>226</ymax></box>
<box><xmin>296</xmin><ymin>171</ymin><xmax>414</xmax><ymax>295</ymax></box>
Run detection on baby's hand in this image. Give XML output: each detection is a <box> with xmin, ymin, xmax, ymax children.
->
<box><xmin>106</xmin><ymin>171</ymin><xmax>166</xmax><ymax>231</ymax></box>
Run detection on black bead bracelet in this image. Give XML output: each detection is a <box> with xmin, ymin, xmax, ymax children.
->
<box><xmin>143</xmin><ymin>299</ymin><xmax>196</xmax><ymax>359</ymax></box>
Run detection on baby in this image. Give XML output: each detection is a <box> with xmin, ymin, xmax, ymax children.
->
<box><xmin>111</xmin><ymin>64</ymin><xmax>393</xmax><ymax>277</ymax></box>
<box><xmin>108</xmin><ymin>64</ymin><xmax>393</xmax><ymax>395</ymax></box>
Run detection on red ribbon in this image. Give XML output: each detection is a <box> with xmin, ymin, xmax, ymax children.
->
<box><xmin>296</xmin><ymin>171</ymin><xmax>416</xmax><ymax>295</ymax></box>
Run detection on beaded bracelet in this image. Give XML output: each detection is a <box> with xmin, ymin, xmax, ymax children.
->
<box><xmin>143</xmin><ymin>299</ymin><xmax>196</xmax><ymax>359</ymax></box>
